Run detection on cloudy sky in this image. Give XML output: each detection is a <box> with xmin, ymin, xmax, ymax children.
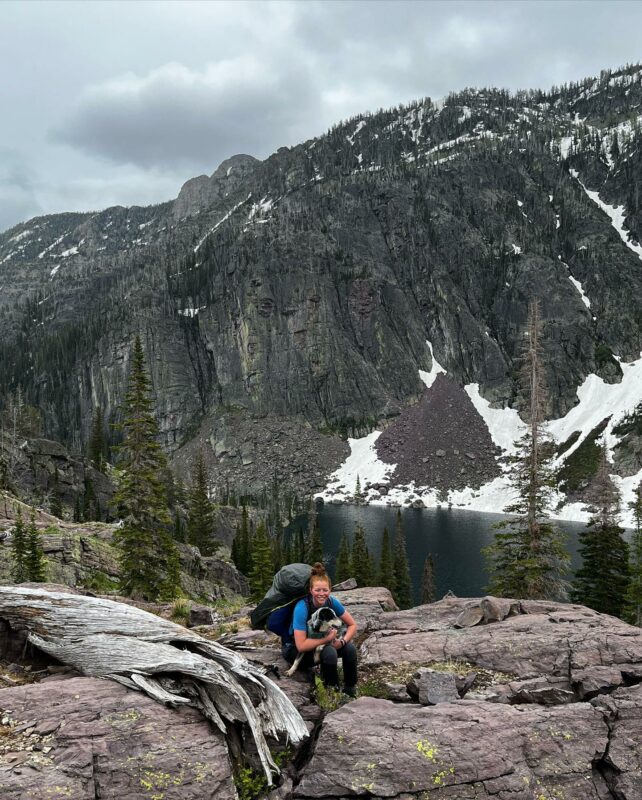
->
<box><xmin>2</xmin><ymin>0</ymin><xmax>642</xmax><ymax>233</ymax></box>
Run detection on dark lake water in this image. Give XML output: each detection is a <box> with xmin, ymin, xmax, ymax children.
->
<box><xmin>296</xmin><ymin>504</ymin><xmax>591</xmax><ymax>604</ymax></box>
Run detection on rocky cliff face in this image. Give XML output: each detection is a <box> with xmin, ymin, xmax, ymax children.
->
<box><xmin>1</xmin><ymin>64</ymin><xmax>642</xmax><ymax>497</ymax></box>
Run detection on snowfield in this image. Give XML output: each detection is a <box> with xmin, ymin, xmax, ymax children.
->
<box><xmin>317</xmin><ymin>344</ymin><xmax>642</xmax><ymax>528</ymax></box>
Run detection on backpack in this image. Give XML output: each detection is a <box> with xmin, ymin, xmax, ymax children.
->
<box><xmin>250</xmin><ymin>563</ymin><xmax>312</xmax><ymax>639</ymax></box>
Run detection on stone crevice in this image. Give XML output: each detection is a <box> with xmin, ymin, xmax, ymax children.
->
<box><xmin>92</xmin><ymin>752</ymin><xmax>102</xmax><ymax>800</ymax></box>
<box><xmin>590</xmin><ymin>701</ymin><xmax>622</xmax><ymax>800</ymax></box>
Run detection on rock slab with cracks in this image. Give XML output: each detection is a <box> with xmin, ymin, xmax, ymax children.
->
<box><xmin>3</xmin><ymin>588</ymin><xmax>642</xmax><ymax>799</ymax></box>
<box><xmin>0</xmin><ymin>676</ymin><xmax>236</xmax><ymax>800</ymax></box>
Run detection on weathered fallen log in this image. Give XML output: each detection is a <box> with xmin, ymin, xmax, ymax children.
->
<box><xmin>0</xmin><ymin>585</ymin><xmax>307</xmax><ymax>785</ymax></box>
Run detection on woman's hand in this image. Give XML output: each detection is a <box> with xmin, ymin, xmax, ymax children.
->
<box><xmin>324</xmin><ymin>628</ymin><xmax>338</xmax><ymax>644</ymax></box>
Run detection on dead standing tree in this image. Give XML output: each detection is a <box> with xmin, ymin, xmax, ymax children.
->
<box><xmin>0</xmin><ymin>585</ymin><xmax>307</xmax><ymax>785</ymax></box>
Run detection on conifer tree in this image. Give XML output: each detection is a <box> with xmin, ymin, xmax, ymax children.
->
<box><xmin>174</xmin><ymin>509</ymin><xmax>186</xmax><ymax>543</ymax></box>
<box><xmin>246</xmin><ymin>519</ymin><xmax>256</xmax><ymax>574</ymax></box>
<box><xmin>335</xmin><ymin>531</ymin><xmax>353</xmax><ymax>583</ymax></box>
<box><xmin>572</xmin><ymin>450</ymin><xmax>629</xmax><ymax>617</ymax></box>
<box><xmin>625</xmin><ymin>480</ymin><xmax>642</xmax><ymax>626</ymax></box>
<box><xmin>393</xmin><ymin>511</ymin><xmax>413</xmax><ymax>608</ymax></box>
<box><xmin>249</xmin><ymin>520</ymin><xmax>274</xmax><ymax>600</ymax></box>
<box><xmin>187</xmin><ymin>450</ymin><xmax>219</xmax><ymax>556</ymax></box>
<box><xmin>378</xmin><ymin>527</ymin><xmax>395</xmax><ymax>590</ymax></box>
<box><xmin>295</xmin><ymin>527</ymin><xmax>306</xmax><ymax>563</ymax></box>
<box><xmin>82</xmin><ymin>477</ymin><xmax>100</xmax><ymax>521</ymax></box>
<box><xmin>306</xmin><ymin>510</ymin><xmax>324</xmax><ymax>564</ymax></box>
<box><xmin>354</xmin><ymin>474</ymin><xmax>364</xmax><ymax>504</ymax></box>
<box><xmin>235</xmin><ymin>505</ymin><xmax>251</xmax><ymax>574</ymax></box>
<box><xmin>113</xmin><ymin>335</ymin><xmax>181</xmax><ymax>600</ymax></box>
<box><xmin>88</xmin><ymin>406</ymin><xmax>107</xmax><ymax>470</ymax></box>
<box><xmin>272</xmin><ymin>530</ymin><xmax>285</xmax><ymax>573</ymax></box>
<box><xmin>231</xmin><ymin>523</ymin><xmax>241</xmax><ymax>568</ymax></box>
<box><xmin>282</xmin><ymin>536</ymin><xmax>293</xmax><ymax>568</ymax></box>
<box><xmin>484</xmin><ymin>300</ymin><xmax>570</xmax><ymax>600</ymax></box>
<box><xmin>0</xmin><ymin>457</ymin><xmax>9</xmax><ymax>492</ymax></box>
<box><xmin>25</xmin><ymin>508</ymin><xmax>46</xmax><ymax>582</ymax></box>
<box><xmin>421</xmin><ymin>553</ymin><xmax>436</xmax><ymax>604</ymax></box>
<box><xmin>49</xmin><ymin>467</ymin><xmax>63</xmax><ymax>518</ymax></box>
<box><xmin>352</xmin><ymin>522</ymin><xmax>374</xmax><ymax>587</ymax></box>
<box><xmin>10</xmin><ymin>506</ymin><xmax>29</xmax><ymax>583</ymax></box>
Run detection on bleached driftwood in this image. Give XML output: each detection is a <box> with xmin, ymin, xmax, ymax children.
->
<box><xmin>0</xmin><ymin>585</ymin><xmax>308</xmax><ymax>784</ymax></box>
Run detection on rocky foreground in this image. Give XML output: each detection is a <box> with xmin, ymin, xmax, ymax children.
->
<box><xmin>2</xmin><ymin>589</ymin><xmax>642</xmax><ymax>799</ymax></box>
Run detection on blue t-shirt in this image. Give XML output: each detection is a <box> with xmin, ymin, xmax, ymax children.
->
<box><xmin>291</xmin><ymin>595</ymin><xmax>346</xmax><ymax>637</ymax></box>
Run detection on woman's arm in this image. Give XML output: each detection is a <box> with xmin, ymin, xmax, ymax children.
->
<box><xmin>333</xmin><ymin>610</ymin><xmax>357</xmax><ymax>649</ymax></box>
<box><xmin>293</xmin><ymin>626</ymin><xmax>337</xmax><ymax>653</ymax></box>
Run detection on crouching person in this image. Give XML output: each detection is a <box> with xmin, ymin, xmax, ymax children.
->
<box><xmin>283</xmin><ymin>562</ymin><xmax>358</xmax><ymax>697</ymax></box>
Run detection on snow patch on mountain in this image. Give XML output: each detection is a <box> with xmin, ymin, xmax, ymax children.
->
<box><xmin>559</xmin><ymin>136</ymin><xmax>574</xmax><ymax>159</ymax></box>
<box><xmin>248</xmin><ymin>197</ymin><xmax>273</xmax><ymax>220</ymax></box>
<box><xmin>418</xmin><ymin>341</ymin><xmax>446</xmax><ymax>389</ymax></box>
<box><xmin>9</xmin><ymin>229</ymin><xmax>33</xmax><ymax>244</ymax></box>
<box><xmin>548</xmin><ymin>354</ymin><xmax>642</xmax><ymax>461</ymax></box>
<box><xmin>321</xmin><ymin>431</ymin><xmax>396</xmax><ymax>500</ymax></box>
<box><xmin>570</xmin><ymin>169</ymin><xmax>642</xmax><ymax>261</ymax></box>
<box><xmin>464</xmin><ymin>386</ymin><xmax>526</xmax><ymax>456</ymax></box>
<box><xmin>346</xmin><ymin>120</ymin><xmax>366</xmax><ymax>146</ymax></box>
<box><xmin>320</xmin><ymin>353</ymin><xmax>642</xmax><ymax>525</ymax></box>
<box><xmin>568</xmin><ymin>275</ymin><xmax>591</xmax><ymax>308</ymax></box>
<box><xmin>178</xmin><ymin>306</ymin><xmax>206</xmax><ymax>317</ymax></box>
<box><xmin>194</xmin><ymin>194</ymin><xmax>251</xmax><ymax>252</ymax></box>
<box><xmin>38</xmin><ymin>234</ymin><xmax>68</xmax><ymax>259</ymax></box>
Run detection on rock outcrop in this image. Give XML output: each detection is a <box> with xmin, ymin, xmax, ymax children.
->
<box><xmin>3</xmin><ymin>589</ymin><xmax>642</xmax><ymax>799</ymax></box>
<box><xmin>0</xmin><ymin>433</ymin><xmax>113</xmax><ymax>516</ymax></box>
<box><xmin>0</xmin><ymin>676</ymin><xmax>236</xmax><ymax>799</ymax></box>
<box><xmin>0</xmin><ymin>522</ymin><xmax>249</xmax><ymax>600</ymax></box>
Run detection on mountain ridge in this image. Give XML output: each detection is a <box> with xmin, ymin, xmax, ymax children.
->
<box><xmin>1</xmin><ymin>62</ymin><xmax>641</xmax><ymax>512</ymax></box>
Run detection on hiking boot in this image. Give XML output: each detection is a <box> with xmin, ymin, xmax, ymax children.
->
<box><xmin>343</xmin><ymin>685</ymin><xmax>357</xmax><ymax>698</ymax></box>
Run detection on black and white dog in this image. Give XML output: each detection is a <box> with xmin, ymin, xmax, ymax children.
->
<box><xmin>285</xmin><ymin>606</ymin><xmax>346</xmax><ymax>677</ymax></box>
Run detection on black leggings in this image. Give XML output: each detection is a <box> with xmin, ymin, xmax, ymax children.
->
<box><xmin>282</xmin><ymin>641</ymin><xmax>358</xmax><ymax>689</ymax></box>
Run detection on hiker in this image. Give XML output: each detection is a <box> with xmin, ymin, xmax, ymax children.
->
<box><xmin>283</xmin><ymin>562</ymin><xmax>358</xmax><ymax>696</ymax></box>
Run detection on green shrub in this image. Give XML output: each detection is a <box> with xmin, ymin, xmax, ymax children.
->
<box><xmin>235</xmin><ymin>765</ymin><xmax>267</xmax><ymax>800</ymax></box>
<box><xmin>170</xmin><ymin>598</ymin><xmax>192</xmax><ymax>625</ymax></box>
<box><xmin>314</xmin><ymin>676</ymin><xmax>345</xmax><ymax>711</ymax></box>
<box><xmin>358</xmin><ymin>679</ymin><xmax>387</xmax><ymax>698</ymax></box>
<box><xmin>234</xmin><ymin>750</ymin><xmax>291</xmax><ymax>800</ymax></box>
<box><xmin>84</xmin><ymin>570</ymin><xmax>120</xmax><ymax>594</ymax></box>
<box><xmin>43</xmin><ymin>525</ymin><xmax>64</xmax><ymax>536</ymax></box>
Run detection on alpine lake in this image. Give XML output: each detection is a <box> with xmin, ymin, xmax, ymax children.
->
<box><xmin>290</xmin><ymin>504</ymin><xmax>595</xmax><ymax>605</ymax></box>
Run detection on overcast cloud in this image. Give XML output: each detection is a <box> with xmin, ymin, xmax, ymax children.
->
<box><xmin>2</xmin><ymin>0</ymin><xmax>642</xmax><ymax>232</ymax></box>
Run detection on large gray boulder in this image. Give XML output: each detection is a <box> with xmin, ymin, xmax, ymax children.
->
<box><xmin>295</xmin><ymin>690</ymin><xmax>642</xmax><ymax>799</ymax></box>
<box><xmin>362</xmin><ymin>597</ymin><xmax>642</xmax><ymax>700</ymax></box>
<box><xmin>0</xmin><ymin>676</ymin><xmax>235</xmax><ymax>799</ymax></box>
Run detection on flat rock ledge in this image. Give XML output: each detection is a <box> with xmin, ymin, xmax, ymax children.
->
<box><xmin>3</xmin><ymin>590</ymin><xmax>642</xmax><ymax>799</ymax></box>
<box><xmin>361</xmin><ymin>596</ymin><xmax>642</xmax><ymax>702</ymax></box>
<box><xmin>295</xmin><ymin>689</ymin><xmax>642</xmax><ymax>799</ymax></box>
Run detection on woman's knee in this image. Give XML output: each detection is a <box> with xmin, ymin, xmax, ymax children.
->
<box><xmin>320</xmin><ymin>645</ymin><xmax>338</xmax><ymax>665</ymax></box>
<box><xmin>342</xmin><ymin>642</ymin><xmax>357</xmax><ymax>662</ymax></box>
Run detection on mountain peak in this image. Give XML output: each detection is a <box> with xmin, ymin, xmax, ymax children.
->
<box><xmin>174</xmin><ymin>154</ymin><xmax>260</xmax><ymax>219</ymax></box>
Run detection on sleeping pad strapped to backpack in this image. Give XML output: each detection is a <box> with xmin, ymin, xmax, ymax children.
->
<box><xmin>250</xmin><ymin>563</ymin><xmax>311</xmax><ymax>639</ymax></box>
